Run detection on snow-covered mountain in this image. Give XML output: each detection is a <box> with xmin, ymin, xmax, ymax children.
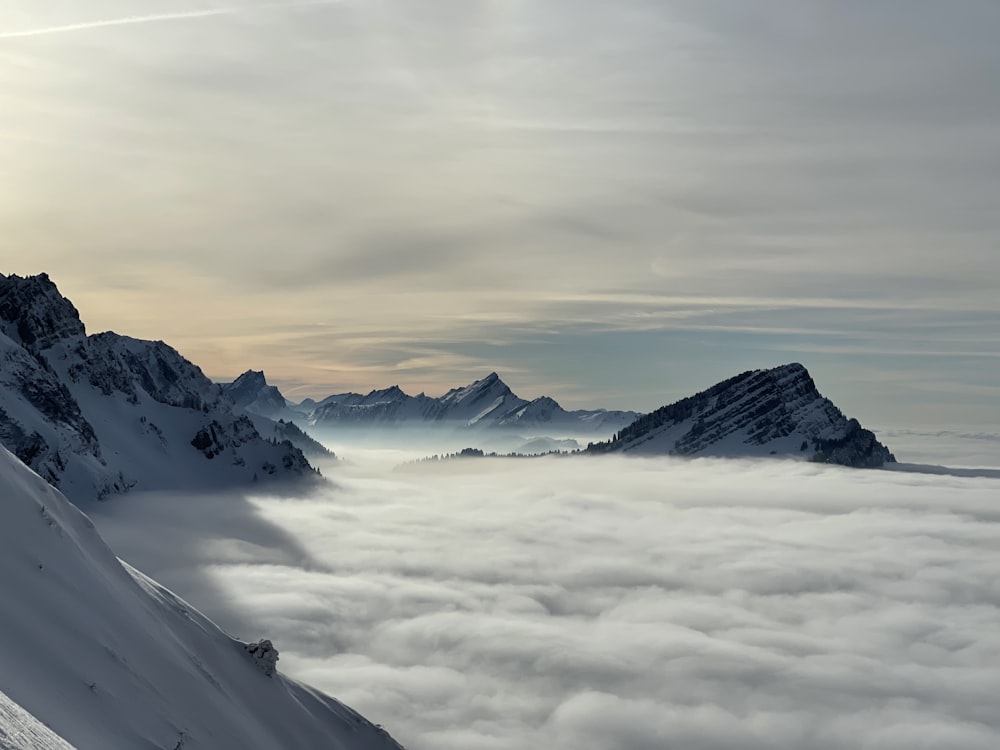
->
<box><xmin>426</xmin><ymin>372</ymin><xmax>529</xmax><ymax>424</ymax></box>
<box><xmin>221</xmin><ymin>371</ymin><xmax>334</xmax><ymax>459</ymax></box>
<box><xmin>589</xmin><ymin>363</ymin><xmax>896</xmax><ymax>468</ymax></box>
<box><xmin>494</xmin><ymin>394</ymin><xmax>639</xmax><ymax>433</ymax></box>
<box><xmin>221</xmin><ymin>369</ymin><xmax>289</xmax><ymax>417</ymax></box>
<box><xmin>300</xmin><ymin>372</ymin><xmax>639</xmax><ymax>434</ymax></box>
<box><xmin>0</xmin><ymin>445</ymin><xmax>403</xmax><ymax>750</ymax></box>
<box><xmin>0</xmin><ymin>273</ymin><xmax>316</xmax><ymax>505</ymax></box>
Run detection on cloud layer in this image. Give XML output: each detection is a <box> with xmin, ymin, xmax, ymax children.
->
<box><xmin>91</xmin><ymin>448</ymin><xmax>1000</xmax><ymax>750</ymax></box>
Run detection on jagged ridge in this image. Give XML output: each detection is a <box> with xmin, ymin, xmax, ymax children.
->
<box><xmin>298</xmin><ymin>372</ymin><xmax>638</xmax><ymax>434</ymax></box>
<box><xmin>0</xmin><ymin>273</ymin><xmax>317</xmax><ymax>504</ymax></box>
<box><xmin>589</xmin><ymin>363</ymin><xmax>895</xmax><ymax>468</ymax></box>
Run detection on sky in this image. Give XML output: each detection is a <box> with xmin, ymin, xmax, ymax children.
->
<box><xmin>90</xmin><ymin>450</ymin><xmax>1000</xmax><ymax>750</ymax></box>
<box><xmin>2</xmin><ymin>1</ymin><xmax>998</xmax><ymax>426</ymax></box>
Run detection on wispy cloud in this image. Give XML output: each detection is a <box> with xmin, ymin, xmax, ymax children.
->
<box><xmin>0</xmin><ymin>0</ymin><xmax>341</xmax><ymax>39</ymax></box>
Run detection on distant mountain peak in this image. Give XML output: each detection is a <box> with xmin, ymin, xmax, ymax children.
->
<box><xmin>531</xmin><ymin>395</ymin><xmax>560</xmax><ymax>408</ymax></box>
<box><xmin>222</xmin><ymin>369</ymin><xmax>286</xmax><ymax>415</ymax></box>
<box><xmin>589</xmin><ymin>363</ymin><xmax>894</xmax><ymax>467</ymax></box>
<box><xmin>372</xmin><ymin>384</ymin><xmax>407</xmax><ymax>399</ymax></box>
<box><xmin>449</xmin><ymin>372</ymin><xmax>508</xmax><ymax>393</ymax></box>
<box><xmin>232</xmin><ymin>369</ymin><xmax>267</xmax><ymax>387</ymax></box>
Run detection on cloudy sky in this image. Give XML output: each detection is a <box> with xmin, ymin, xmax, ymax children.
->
<box><xmin>90</xmin><ymin>452</ymin><xmax>1000</xmax><ymax>750</ymax></box>
<box><xmin>2</xmin><ymin>1</ymin><xmax>998</xmax><ymax>425</ymax></box>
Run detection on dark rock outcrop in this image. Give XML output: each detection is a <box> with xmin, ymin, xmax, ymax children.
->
<box><xmin>244</xmin><ymin>639</ymin><xmax>279</xmax><ymax>677</ymax></box>
<box><xmin>0</xmin><ymin>272</ymin><xmax>86</xmax><ymax>353</ymax></box>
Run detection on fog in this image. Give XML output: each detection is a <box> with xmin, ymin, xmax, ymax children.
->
<box><xmin>90</xmin><ymin>446</ymin><xmax>1000</xmax><ymax>750</ymax></box>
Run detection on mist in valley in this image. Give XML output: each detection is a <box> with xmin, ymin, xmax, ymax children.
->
<box><xmin>90</xmin><ymin>437</ymin><xmax>1000</xmax><ymax>750</ymax></box>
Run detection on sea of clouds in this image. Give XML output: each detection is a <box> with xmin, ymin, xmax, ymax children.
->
<box><xmin>91</xmin><ymin>448</ymin><xmax>1000</xmax><ymax>750</ymax></box>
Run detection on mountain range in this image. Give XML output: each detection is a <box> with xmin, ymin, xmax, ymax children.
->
<box><xmin>225</xmin><ymin>370</ymin><xmax>640</xmax><ymax>435</ymax></box>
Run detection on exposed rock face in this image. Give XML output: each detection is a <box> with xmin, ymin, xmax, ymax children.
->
<box><xmin>244</xmin><ymin>639</ymin><xmax>279</xmax><ymax>677</ymax></box>
<box><xmin>0</xmin><ymin>272</ymin><xmax>86</xmax><ymax>353</ymax></box>
<box><xmin>589</xmin><ymin>363</ymin><xmax>895</xmax><ymax>468</ymax></box>
<box><xmin>190</xmin><ymin>417</ymin><xmax>257</xmax><ymax>459</ymax></box>
<box><xmin>221</xmin><ymin>370</ymin><xmax>287</xmax><ymax>417</ymax></box>
<box><xmin>73</xmin><ymin>334</ymin><xmax>222</xmax><ymax>411</ymax></box>
<box><xmin>812</xmin><ymin>418</ymin><xmax>895</xmax><ymax>468</ymax></box>
<box><xmin>0</xmin><ymin>273</ymin><xmax>317</xmax><ymax>504</ymax></box>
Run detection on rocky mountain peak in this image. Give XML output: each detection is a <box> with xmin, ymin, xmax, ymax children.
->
<box><xmin>233</xmin><ymin>369</ymin><xmax>267</xmax><ymax>388</ymax></box>
<box><xmin>531</xmin><ymin>396</ymin><xmax>560</xmax><ymax>409</ymax></box>
<box><xmin>221</xmin><ymin>369</ymin><xmax>287</xmax><ymax>415</ymax></box>
<box><xmin>0</xmin><ymin>272</ymin><xmax>86</xmax><ymax>352</ymax></box>
<box><xmin>373</xmin><ymin>385</ymin><xmax>406</xmax><ymax>400</ymax></box>
<box><xmin>590</xmin><ymin>363</ymin><xmax>895</xmax><ymax>468</ymax></box>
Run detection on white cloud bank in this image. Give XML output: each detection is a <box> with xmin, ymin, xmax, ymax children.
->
<box><xmin>91</xmin><ymin>452</ymin><xmax>1000</xmax><ymax>750</ymax></box>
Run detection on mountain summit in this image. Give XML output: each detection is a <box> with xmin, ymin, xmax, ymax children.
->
<box><xmin>0</xmin><ymin>272</ymin><xmax>86</xmax><ymax>352</ymax></box>
<box><xmin>221</xmin><ymin>369</ymin><xmax>288</xmax><ymax>416</ymax></box>
<box><xmin>589</xmin><ymin>363</ymin><xmax>895</xmax><ymax>467</ymax></box>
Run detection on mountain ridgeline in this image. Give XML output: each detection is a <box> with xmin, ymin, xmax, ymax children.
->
<box><xmin>0</xmin><ymin>273</ymin><xmax>318</xmax><ymax>505</ymax></box>
<box><xmin>226</xmin><ymin>370</ymin><xmax>640</xmax><ymax>435</ymax></box>
<box><xmin>588</xmin><ymin>363</ymin><xmax>895</xmax><ymax>468</ymax></box>
<box><xmin>224</xmin><ymin>364</ymin><xmax>896</xmax><ymax>468</ymax></box>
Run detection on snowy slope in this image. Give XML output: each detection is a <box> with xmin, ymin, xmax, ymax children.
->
<box><xmin>0</xmin><ymin>446</ymin><xmax>403</xmax><ymax>750</ymax></box>
<box><xmin>590</xmin><ymin>363</ymin><xmax>895</xmax><ymax>467</ymax></box>
<box><xmin>0</xmin><ymin>273</ymin><xmax>316</xmax><ymax>504</ymax></box>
